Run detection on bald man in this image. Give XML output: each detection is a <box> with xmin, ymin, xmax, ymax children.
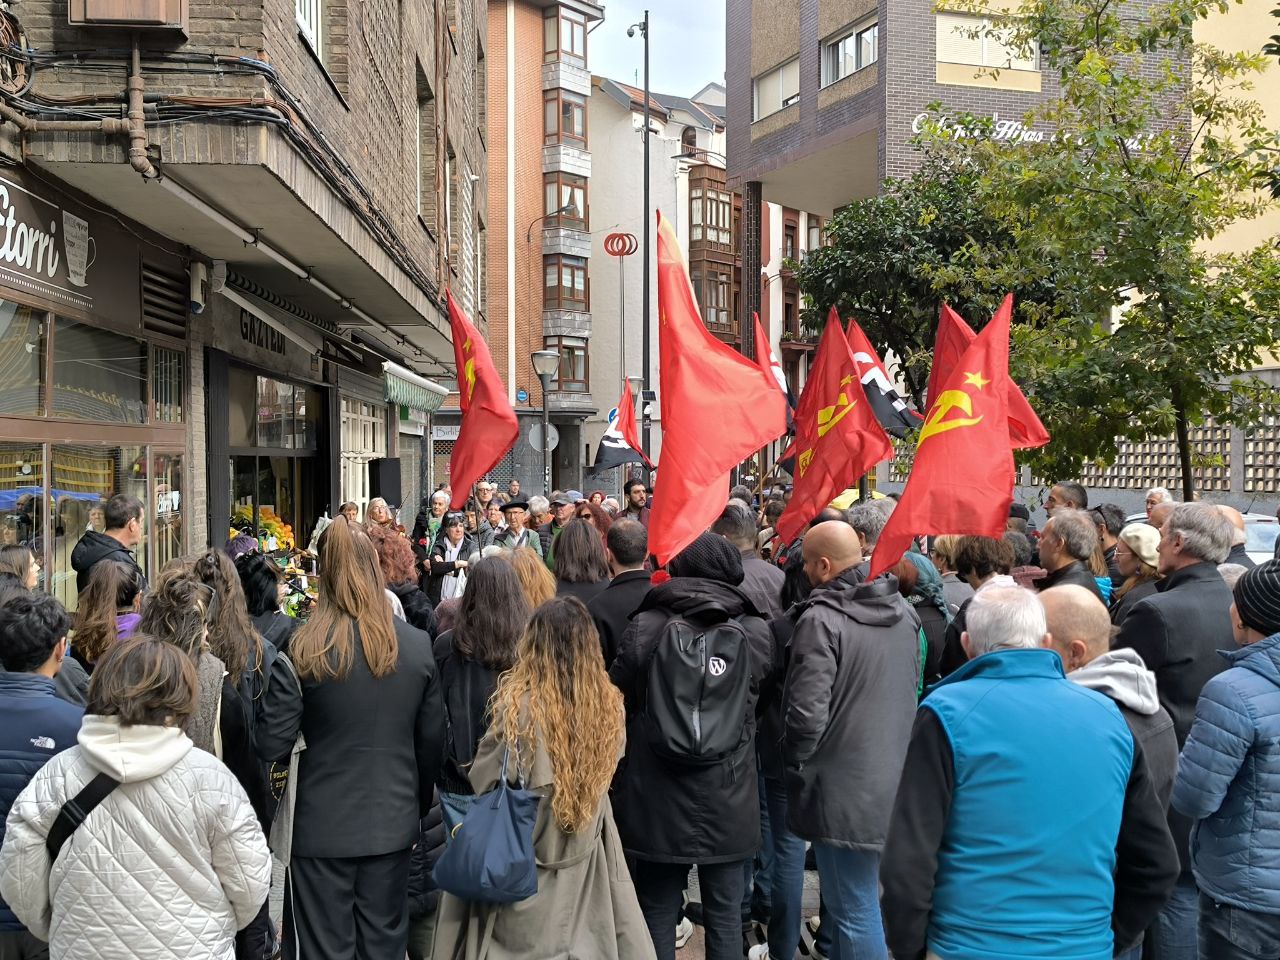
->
<box><xmin>1217</xmin><ymin>505</ymin><xmax>1256</xmax><ymax>570</ymax></box>
<box><xmin>783</xmin><ymin>521</ymin><xmax>920</xmax><ymax>960</ymax></box>
<box><xmin>1042</xmin><ymin>585</ymin><xmax>1180</xmax><ymax>812</ymax></box>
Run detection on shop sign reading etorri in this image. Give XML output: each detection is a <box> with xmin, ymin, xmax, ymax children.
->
<box><xmin>0</xmin><ymin>169</ymin><xmax>141</xmax><ymax>328</ymax></box>
<box><xmin>912</xmin><ymin>111</ymin><xmax>1154</xmax><ymax>151</ymax></box>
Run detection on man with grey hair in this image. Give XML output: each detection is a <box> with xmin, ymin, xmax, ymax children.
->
<box><xmin>883</xmin><ymin>586</ymin><xmax>1179</xmax><ymax>960</ymax></box>
<box><xmin>527</xmin><ymin>495</ymin><xmax>551</xmax><ymax>531</ymax></box>
<box><xmin>1146</xmin><ymin>486</ymin><xmax>1173</xmax><ymax>518</ymax></box>
<box><xmin>845</xmin><ymin>502</ymin><xmax>887</xmax><ymax>557</ymax></box>
<box><xmin>1114</xmin><ymin>501</ymin><xmax>1235</xmax><ymax>956</ymax></box>
<box><xmin>1034</xmin><ymin>508</ymin><xmax>1104</xmax><ymax>600</ymax></box>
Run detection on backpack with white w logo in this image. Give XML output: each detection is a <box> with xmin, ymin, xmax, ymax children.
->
<box><xmin>643</xmin><ymin>612</ymin><xmax>752</xmax><ymax>764</ymax></box>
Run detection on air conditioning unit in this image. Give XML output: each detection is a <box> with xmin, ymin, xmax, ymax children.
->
<box><xmin>68</xmin><ymin>0</ymin><xmax>188</xmax><ymax>33</ymax></box>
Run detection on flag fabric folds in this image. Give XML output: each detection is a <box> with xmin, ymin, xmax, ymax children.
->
<box><xmin>446</xmin><ymin>290</ymin><xmax>519</xmax><ymax>510</ymax></box>
<box><xmin>755</xmin><ymin>312</ymin><xmax>796</xmax><ymax>433</ymax></box>
<box><xmin>774</xmin><ymin>318</ymin><xmax>893</xmax><ymax>545</ymax></box>
<box><xmin>589</xmin><ymin>380</ymin><xmax>653</xmax><ymax>475</ymax></box>
<box><xmin>869</xmin><ymin>301</ymin><xmax>1016</xmax><ymax>580</ymax></box>
<box><xmin>844</xmin><ymin>313</ymin><xmax>922</xmax><ymax>437</ymax></box>
<box><xmin>931</xmin><ymin>296</ymin><xmax>1050</xmax><ymax>450</ymax></box>
<box><xmin>648</xmin><ymin>212</ymin><xmax>787</xmax><ymax>565</ymax></box>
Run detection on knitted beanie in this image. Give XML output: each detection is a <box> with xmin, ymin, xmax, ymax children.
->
<box><xmin>1233</xmin><ymin>558</ymin><xmax>1280</xmax><ymax>638</ymax></box>
<box><xmin>667</xmin><ymin>533</ymin><xmax>745</xmax><ymax>586</ymax></box>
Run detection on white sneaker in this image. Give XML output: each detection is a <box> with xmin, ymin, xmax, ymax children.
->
<box><xmin>747</xmin><ymin>945</ymin><xmax>771</xmax><ymax>960</ymax></box>
<box><xmin>675</xmin><ymin>917</ymin><xmax>694</xmax><ymax>949</ymax></box>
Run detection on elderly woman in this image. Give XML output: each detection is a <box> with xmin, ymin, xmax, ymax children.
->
<box><xmin>366</xmin><ymin>497</ymin><xmax>402</xmax><ymax>533</ymax></box>
<box><xmin>426</xmin><ymin>513</ymin><xmax>476</xmax><ymax>607</ymax></box>
<box><xmin>1110</xmin><ymin>523</ymin><xmax>1162</xmax><ymax>627</ymax></box>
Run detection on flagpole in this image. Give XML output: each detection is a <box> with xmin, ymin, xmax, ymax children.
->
<box><xmin>640</xmin><ymin>9</ymin><xmax>652</xmax><ymax>479</ymax></box>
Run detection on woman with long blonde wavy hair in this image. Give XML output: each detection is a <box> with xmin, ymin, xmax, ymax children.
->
<box><xmin>431</xmin><ymin>597</ymin><xmax>655</xmax><ymax>960</ymax></box>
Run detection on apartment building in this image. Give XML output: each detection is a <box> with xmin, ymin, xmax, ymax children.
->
<box><xmin>459</xmin><ymin>0</ymin><xmax>604</xmax><ymax>495</ymax></box>
<box><xmin>587</xmin><ymin>77</ymin><xmax>824</xmax><ymax>484</ymax></box>
<box><xmin>0</xmin><ymin>0</ymin><xmax>485</xmax><ymax>596</ymax></box>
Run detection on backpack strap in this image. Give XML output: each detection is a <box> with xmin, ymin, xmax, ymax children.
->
<box><xmin>46</xmin><ymin>772</ymin><xmax>120</xmax><ymax>861</ymax></box>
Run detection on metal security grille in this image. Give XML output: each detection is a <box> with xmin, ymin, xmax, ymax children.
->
<box><xmin>431</xmin><ymin>441</ymin><xmax>516</xmax><ymax>496</ymax></box>
<box><xmin>141</xmin><ymin>261</ymin><xmax>187</xmax><ymax>340</ymax></box>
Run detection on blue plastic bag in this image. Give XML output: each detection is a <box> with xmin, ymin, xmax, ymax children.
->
<box><xmin>432</xmin><ymin>746</ymin><xmax>540</xmax><ymax>903</ymax></box>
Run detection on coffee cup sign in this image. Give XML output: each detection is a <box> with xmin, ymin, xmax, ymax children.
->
<box><xmin>61</xmin><ymin>210</ymin><xmax>96</xmax><ymax>287</ymax></box>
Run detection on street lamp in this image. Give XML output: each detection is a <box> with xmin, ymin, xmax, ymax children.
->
<box><xmin>531</xmin><ymin>349</ymin><xmax>560</xmax><ymax>496</ymax></box>
<box><xmin>671</xmin><ymin>148</ymin><xmax>728</xmax><ymax>165</ymax></box>
<box><xmin>526</xmin><ymin>203</ymin><xmax>578</xmax><ymax>243</ymax></box>
<box><xmin>627</xmin><ymin>11</ymin><xmax>651</xmax><ymax>460</ymax></box>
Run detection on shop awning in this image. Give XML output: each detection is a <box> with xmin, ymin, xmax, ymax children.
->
<box><xmin>383</xmin><ymin>361</ymin><xmax>449</xmax><ymax>413</ymax></box>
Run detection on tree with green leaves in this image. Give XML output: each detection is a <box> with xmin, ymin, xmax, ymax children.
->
<box><xmin>800</xmin><ymin>0</ymin><xmax>1280</xmax><ymax>499</ymax></box>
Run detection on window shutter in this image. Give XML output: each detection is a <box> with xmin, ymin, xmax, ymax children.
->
<box><xmin>936</xmin><ymin>12</ymin><xmax>984</xmax><ymax>65</ymax></box>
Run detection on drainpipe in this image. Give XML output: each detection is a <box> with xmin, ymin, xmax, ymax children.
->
<box><xmin>127</xmin><ymin>37</ymin><xmax>156</xmax><ymax>178</ymax></box>
<box><xmin>0</xmin><ymin>99</ymin><xmax>128</xmax><ymax>134</ymax></box>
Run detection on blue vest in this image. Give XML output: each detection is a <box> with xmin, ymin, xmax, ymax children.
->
<box><xmin>924</xmin><ymin>648</ymin><xmax>1134</xmax><ymax>960</ymax></box>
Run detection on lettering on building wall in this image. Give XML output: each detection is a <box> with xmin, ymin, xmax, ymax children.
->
<box><xmin>911</xmin><ymin>112</ymin><xmax>1153</xmax><ymax>151</ymax></box>
<box><xmin>239</xmin><ymin>310</ymin><xmax>286</xmax><ymax>355</ymax></box>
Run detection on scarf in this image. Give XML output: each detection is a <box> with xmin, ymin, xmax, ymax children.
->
<box><xmin>905</xmin><ymin>552</ymin><xmax>953</xmax><ymax>624</ymax></box>
<box><xmin>441</xmin><ymin>537</ymin><xmax>465</xmax><ymax>600</ymax></box>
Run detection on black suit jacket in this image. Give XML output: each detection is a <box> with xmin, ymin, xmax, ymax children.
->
<box><xmin>1034</xmin><ymin>560</ymin><xmax>1104</xmax><ymax>600</ymax></box>
<box><xmin>586</xmin><ymin>569</ymin><xmax>651</xmax><ymax>667</ymax></box>
<box><xmin>256</xmin><ymin>617</ymin><xmax>445</xmax><ymax>858</ymax></box>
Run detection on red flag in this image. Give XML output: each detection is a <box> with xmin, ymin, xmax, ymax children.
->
<box><xmin>931</xmin><ymin>296</ymin><xmax>1049</xmax><ymax>450</ymax></box>
<box><xmin>775</xmin><ymin>319</ymin><xmax>892</xmax><ymax>544</ymax></box>
<box><xmin>869</xmin><ymin>302</ymin><xmax>1016</xmax><ymax>579</ymax></box>
<box><xmin>754</xmin><ymin>313</ymin><xmax>788</xmax><ymax>399</ymax></box>
<box><xmin>649</xmin><ymin>212</ymin><xmax>787</xmax><ymax>564</ymax></box>
<box><xmin>844</xmin><ymin>314</ymin><xmax>922</xmax><ymax>436</ymax></box>
<box><xmin>446</xmin><ymin>290</ymin><xmax>518</xmax><ymax>510</ymax></box>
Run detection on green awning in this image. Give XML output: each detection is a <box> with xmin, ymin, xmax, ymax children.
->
<box><xmin>383</xmin><ymin>361</ymin><xmax>449</xmax><ymax>413</ymax></box>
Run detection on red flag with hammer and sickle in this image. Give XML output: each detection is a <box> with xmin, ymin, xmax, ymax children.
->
<box><xmin>446</xmin><ymin>290</ymin><xmax>518</xmax><ymax>510</ymax></box>
<box><xmin>931</xmin><ymin>296</ymin><xmax>1049</xmax><ymax>450</ymax></box>
<box><xmin>775</xmin><ymin>317</ymin><xmax>892</xmax><ymax>545</ymax></box>
<box><xmin>869</xmin><ymin>297</ymin><xmax>1016</xmax><ymax>579</ymax></box>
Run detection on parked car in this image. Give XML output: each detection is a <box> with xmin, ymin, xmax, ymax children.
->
<box><xmin>1126</xmin><ymin>510</ymin><xmax>1279</xmax><ymax>565</ymax></box>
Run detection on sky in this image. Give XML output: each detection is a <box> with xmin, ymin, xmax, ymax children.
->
<box><xmin>588</xmin><ymin>1</ymin><xmax>726</xmax><ymax>98</ymax></box>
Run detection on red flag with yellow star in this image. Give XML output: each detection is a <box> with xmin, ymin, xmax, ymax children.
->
<box><xmin>775</xmin><ymin>318</ymin><xmax>893</xmax><ymax>544</ymax></box>
<box><xmin>869</xmin><ymin>300</ymin><xmax>1015</xmax><ymax>579</ymax></box>
<box><xmin>446</xmin><ymin>290</ymin><xmax>518</xmax><ymax>510</ymax></box>
<box><xmin>930</xmin><ymin>296</ymin><xmax>1049</xmax><ymax>450</ymax></box>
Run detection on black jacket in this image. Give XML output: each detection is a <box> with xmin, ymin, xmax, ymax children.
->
<box><xmin>1113</xmin><ymin>560</ymin><xmax>1233</xmax><ymax>871</ymax></box>
<box><xmin>253</xmin><ymin>610</ymin><xmax>297</xmax><ymax>655</ymax></box>
<box><xmin>70</xmin><ymin>530</ymin><xmax>146</xmax><ymax>594</ymax></box>
<box><xmin>1110</xmin><ymin>578</ymin><xmax>1160</xmax><ymax>628</ymax></box>
<box><xmin>913</xmin><ymin>600</ymin><xmax>948</xmax><ymax>692</ymax></box>
<box><xmin>389</xmin><ymin>580</ymin><xmax>438</xmax><ymax>637</ymax></box>
<box><xmin>783</xmin><ymin>570</ymin><xmax>921</xmax><ymax>849</ymax></box>
<box><xmin>255</xmin><ymin>618</ymin><xmax>445</xmax><ymax>858</ymax></box>
<box><xmin>555</xmin><ymin>577</ymin><xmax>608</xmax><ymax>606</ymax></box>
<box><xmin>608</xmin><ymin>577</ymin><xmax>774</xmax><ymax>864</ymax></box>
<box><xmin>587</xmin><ymin>570</ymin><xmax>652</xmax><ymax>668</ymax></box>
<box><xmin>1226</xmin><ymin>542</ymin><xmax>1257</xmax><ymax>569</ymax></box>
<box><xmin>407</xmin><ymin>789</ymin><xmax>446</xmax><ymax>918</ymax></box>
<box><xmin>739</xmin><ymin>550</ymin><xmax>785</xmax><ymax>621</ymax></box>
<box><xmin>425</xmin><ymin>535</ymin><xmax>477</xmax><ymax>607</ymax></box>
<box><xmin>1034</xmin><ymin>560</ymin><xmax>1104</xmax><ymax>601</ymax></box>
<box><xmin>432</xmin><ymin>630</ymin><xmax>500</xmax><ymax>795</ymax></box>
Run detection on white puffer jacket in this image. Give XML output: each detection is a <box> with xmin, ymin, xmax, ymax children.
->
<box><xmin>0</xmin><ymin>716</ymin><xmax>272</xmax><ymax>960</ymax></box>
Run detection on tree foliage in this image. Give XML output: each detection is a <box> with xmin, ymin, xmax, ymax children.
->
<box><xmin>798</xmin><ymin>0</ymin><xmax>1280</xmax><ymax>496</ymax></box>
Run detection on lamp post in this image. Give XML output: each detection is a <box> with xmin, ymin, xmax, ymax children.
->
<box><xmin>526</xmin><ymin>203</ymin><xmax>578</xmax><ymax>243</ymax></box>
<box><xmin>531</xmin><ymin>349</ymin><xmax>560</xmax><ymax>496</ymax></box>
<box><xmin>627</xmin><ymin>11</ymin><xmax>651</xmax><ymax>459</ymax></box>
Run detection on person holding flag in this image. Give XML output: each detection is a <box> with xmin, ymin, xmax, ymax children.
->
<box><xmin>589</xmin><ymin>380</ymin><xmax>652</xmax><ymax>476</ymax></box>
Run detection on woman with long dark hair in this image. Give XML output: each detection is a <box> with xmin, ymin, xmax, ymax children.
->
<box><xmin>72</xmin><ymin>558</ymin><xmax>145</xmax><ymax>670</ymax></box>
<box><xmin>432</xmin><ymin>598</ymin><xmax>653</xmax><ymax>960</ymax></box>
<box><xmin>432</xmin><ymin>556</ymin><xmax>530</xmax><ymax>830</ymax></box>
<box><xmin>256</xmin><ymin>517</ymin><xmax>444</xmax><ymax>960</ymax></box>
<box><xmin>190</xmin><ymin>549</ymin><xmax>267</xmax><ymax>705</ymax></box>
<box><xmin>0</xmin><ymin>544</ymin><xmax>38</xmax><ymax>590</ymax></box>
<box><xmin>553</xmin><ymin>518</ymin><xmax>610</xmax><ymax>605</ymax></box>
<box><xmin>235</xmin><ymin>551</ymin><xmax>297</xmax><ymax>653</ymax></box>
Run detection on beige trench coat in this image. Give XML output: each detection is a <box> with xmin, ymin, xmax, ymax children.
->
<box><xmin>432</xmin><ymin>719</ymin><xmax>656</xmax><ymax>960</ymax></box>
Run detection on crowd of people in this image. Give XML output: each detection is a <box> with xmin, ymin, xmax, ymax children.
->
<box><xmin>0</xmin><ymin>475</ymin><xmax>1278</xmax><ymax>960</ymax></box>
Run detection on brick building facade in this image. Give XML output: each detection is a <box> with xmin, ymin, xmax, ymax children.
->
<box><xmin>0</xmin><ymin>0</ymin><xmax>486</xmax><ymax>578</ymax></box>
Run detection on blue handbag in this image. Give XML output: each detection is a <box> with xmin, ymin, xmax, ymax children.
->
<box><xmin>431</xmin><ymin>745</ymin><xmax>540</xmax><ymax>903</ymax></box>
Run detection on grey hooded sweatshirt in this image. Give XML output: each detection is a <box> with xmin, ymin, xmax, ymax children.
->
<box><xmin>1070</xmin><ymin>648</ymin><xmax>1179</xmax><ymax>810</ymax></box>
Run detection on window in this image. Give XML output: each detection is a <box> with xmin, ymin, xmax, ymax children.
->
<box><xmin>296</xmin><ymin>0</ymin><xmax>321</xmax><ymax>51</ymax></box>
<box><xmin>546</xmin><ymin>337</ymin><xmax>588</xmax><ymax>392</ymax></box>
<box><xmin>544</xmin><ymin>172</ymin><xmax>588</xmax><ymax>230</ymax></box>
<box><xmin>416</xmin><ymin>68</ymin><xmax>437</xmax><ymax>233</ymax></box>
<box><xmin>936</xmin><ymin>12</ymin><xmax>1039</xmax><ymax>70</ymax></box>
<box><xmin>340</xmin><ymin>398</ymin><xmax>388</xmax><ymax>510</ymax></box>
<box><xmin>753</xmin><ymin>58</ymin><xmax>799</xmax><ymax>121</ymax></box>
<box><xmin>544</xmin><ymin>90</ymin><xmax>586</xmax><ymax>146</ymax></box>
<box><xmin>690</xmin><ymin>186</ymin><xmax>732</xmax><ymax>245</ymax></box>
<box><xmin>681</xmin><ymin>126</ymin><xmax>698</xmax><ymax>155</ymax></box>
<box><xmin>784</xmin><ymin>295</ymin><xmax>798</xmax><ymax>335</ymax></box>
<box><xmin>822</xmin><ymin>21</ymin><xmax>878</xmax><ymax>86</ymax></box>
<box><xmin>153</xmin><ymin>346</ymin><xmax>184</xmax><ymax>424</ymax></box>
<box><xmin>692</xmin><ymin>270</ymin><xmax>731</xmax><ymax>328</ymax></box>
<box><xmin>0</xmin><ymin>301</ymin><xmax>46</xmax><ymax>417</ymax></box>
<box><xmin>544</xmin><ymin>8</ymin><xmax>586</xmax><ymax>65</ymax></box>
<box><xmin>446</xmin><ymin>142</ymin><xmax>458</xmax><ymax>272</ymax></box>
<box><xmin>476</xmin><ymin>39</ymin><xmax>486</xmax><ymax>144</ymax></box>
<box><xmin>53</xmin><ymin>319</ymin><xmax>147</xmax><ymax>424</ymax></box>
<box><xmin>476</xmin><ymin>218</ymin><xmax>487</xmax><ymax>317</ymax></box>
<box><xmin>544</xmin><ymin>255</ymin><xmax>589</xmax><ymax>311</ymax></box>
<box><xmin>784</xmin><ymin>225</ymin><xmax>797</xmax><ymax>261</ymax></box>
<box><xmin>806</xmin><ymin>217</ymin><xmax>823</xmax><ymax>254</ymax></box>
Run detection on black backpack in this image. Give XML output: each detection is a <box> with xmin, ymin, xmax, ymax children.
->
<box><xmin>643</xmin><ymin>610</ymin><xmax>753</xmax><ymax>764</ymax></box>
